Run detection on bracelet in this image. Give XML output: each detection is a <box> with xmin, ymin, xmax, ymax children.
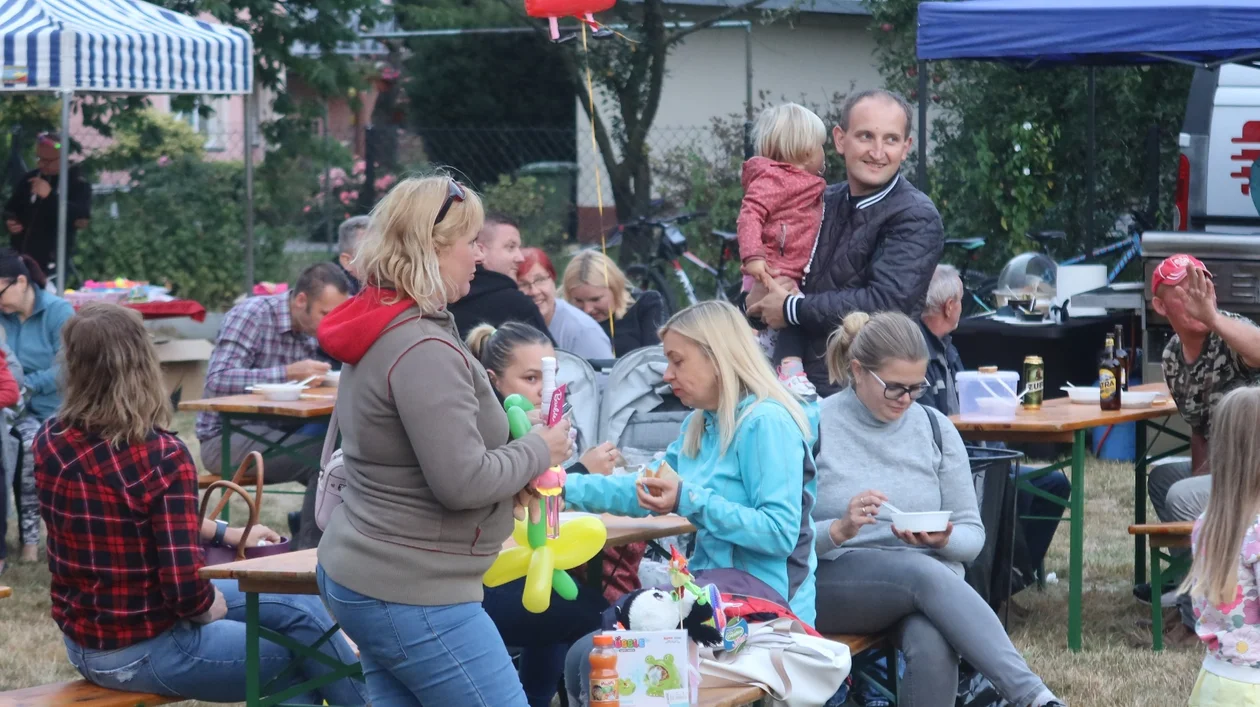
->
<box><xmin>212</xmin><ymin>520</ymin><xmax>229</xmax><ymax>547</ymax></box>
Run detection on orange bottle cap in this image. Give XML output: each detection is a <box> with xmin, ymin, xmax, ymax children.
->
<box><xmin>593</xmin><ymin>634</ymin><xmax>614</xmax><ymax>646</ymax></box>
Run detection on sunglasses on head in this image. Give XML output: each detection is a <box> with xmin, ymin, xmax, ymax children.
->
<box><xmin>36</xmin><ymin>133</ymin><xmax>61</xmax><ymax>150</ymax></box>
<box><xmin>434</xmin><ymin>179</ymin><xmax>466</xmax><ymax>226</ymax></box>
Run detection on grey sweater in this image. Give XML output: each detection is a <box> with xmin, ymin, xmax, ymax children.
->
<box><xmin>813</xmin><ymin>388</ymin><xmax>983</xmax><ymax>576</ymax></box>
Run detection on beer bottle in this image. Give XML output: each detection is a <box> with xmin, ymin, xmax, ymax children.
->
<box><xmin>1113</xmin><ymin>324</ymin><xmax>1129</xmax><ymax>391</ymax></box>
<box><xmin>1099</xmin><ymin>334</ymin><xmax>1122</xmax><ymax>410</ymax></box>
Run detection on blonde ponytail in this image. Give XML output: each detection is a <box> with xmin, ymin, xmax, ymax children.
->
<box><xmin>465</xmin><ymin>324</ymin><xmax>497</xmax><ymax>360</ymax></box>
<box><xmin>825</xmin><ymin>311</ymin><xmax>926</xmax><ymax>385</ymax></box>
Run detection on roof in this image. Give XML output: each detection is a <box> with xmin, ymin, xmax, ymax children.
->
<box><xmin>0</xmin><ymin>0</ymin><xmax>252</xmax><ymax>93</ymax></box>
<box><xmin>623</xmin><ymin>0</ymin><xmax>870</xmax><ymax>15</ymax></box>
<box><xmin>917</xmin><ymin>0</ymin><xmax>1260</xmax><ymax>66</ymax></box>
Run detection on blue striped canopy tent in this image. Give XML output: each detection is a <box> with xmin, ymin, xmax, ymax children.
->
<box><xmin>0</xmin><ymin>0</ymin><xmax>254</xmax><ymax>289</ymax></box>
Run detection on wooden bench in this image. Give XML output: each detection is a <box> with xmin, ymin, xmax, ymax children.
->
<box><xmin>196</xmin><ymin>474</ymin><xmax>221</xmax><ymax>489</ymax></box>
<box><xmin>1129</xmin><ymin>521</ymin><xmax>1193</xmax><ymax>651</ymax></box>
<box><xmin>0</xmin><ymin>680</ymin><xmax>178</xmax><ymax>707</ymax></box>
<box><xmin>695</xmin><ymin>632</ymin><xmax>891</xmax><ymax>707</ymax></box>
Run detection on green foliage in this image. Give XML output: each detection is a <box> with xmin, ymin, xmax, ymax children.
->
<box><xmin>84</xmin><ymin>109</ymin><xmax>205</xmax><ymax>174</ymax></box>
<box><xmin>862</xmin><ymin>0</ymin><xmax>1192</xmax><ymax>276</ymax></box>
<box><xmin>481</xmin><ymin>174</ymin><xmax>568</xmax><ymax>253</ymax></box>
<box><xmin>74</xmin><ymin>158</ymin><xmax>290</xmax><ymax>309</ymax></box>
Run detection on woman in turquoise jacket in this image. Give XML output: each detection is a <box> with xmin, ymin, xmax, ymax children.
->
<box><xmin>0</xmin><ymin>251</ymin><xmax>74</xmax><ymax>562</ymax></box>
<box><xmin>562</xmin><ymin>300</ymin><xmax>818</xmax><ymax>706</ymax></box>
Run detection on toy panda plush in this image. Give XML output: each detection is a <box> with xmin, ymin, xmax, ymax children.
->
<box><xmin>615</xmin><ymin>588</ymin><xmax>723</xmax><ymax>646</ymax></box>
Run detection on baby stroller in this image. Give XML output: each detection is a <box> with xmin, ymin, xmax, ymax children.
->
<box><xmin>593</xmin><ymin>345</ymin><xmax>692</xmax><ymax>601</ymax></box>
<box><xmin>556</xmin><ymin>349</ymin><xmax>600</xmax><ymax>456</ymax></box>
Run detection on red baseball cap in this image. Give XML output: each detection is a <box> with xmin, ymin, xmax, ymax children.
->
<box><xmin>1151</xmin><ymin>253</ymin><xmax>1211</xmax><ymax>296</ymax></box>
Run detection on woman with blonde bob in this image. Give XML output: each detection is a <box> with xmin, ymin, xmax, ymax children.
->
<box><xmin>811</xmin><ymin>311</ymin><xmax>1062</xmax><ymax>707</ymax></box>
<box><xmin>562</xmin><ymin>249</ymin><xmax>666</xmax><ymax>356</ymax></box>
<box><xmin>36</xmin><ymin>304</ymin><xmax>364</xmax><ymax>703</ymax></box>
<box><xmin>561</xmin><ymin>300</ymin><xmax>819</xmax><ymax>705</ymax></box>
<box><xmin>315</xmin><ymin>175</ymin><xmax>573</xmax><ymax>706</ymax></box>
<box><xmin>1181</xmin><ymin>386</ymin><xmax>1260</xmax><ymax>703</ymax></box>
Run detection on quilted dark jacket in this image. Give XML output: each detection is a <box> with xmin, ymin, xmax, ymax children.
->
<box><xmin>783</xmin><ymin>174</ymin><xmax>944</xmax><ymax>395</ymax></box>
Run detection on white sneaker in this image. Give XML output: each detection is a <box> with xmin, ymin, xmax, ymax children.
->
<box><xmin>780</xmin><ymin>372</ymin><xmax>817</xmax><ymax>400</ymax></box>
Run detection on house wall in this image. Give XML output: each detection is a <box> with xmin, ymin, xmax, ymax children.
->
<box><xmin>576</xmin><ymin>11</ymin><xmax>883</xmax><ymax>238</ymax></box>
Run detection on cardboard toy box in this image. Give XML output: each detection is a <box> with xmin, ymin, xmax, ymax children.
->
<box><xmin>153</xmin><ymin>338</ymin><xmax>214</xmax><ymax>403</ymax></box>
<box><xmin>607</xmin><ymin>630</ymin><xmax>699</xmax><ymax>707</ymax></box>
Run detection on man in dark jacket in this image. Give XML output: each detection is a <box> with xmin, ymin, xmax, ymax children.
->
<box><xmin>448</xmin><ymin>212</ymin><xmax>552</xmax><ymax>342</ymax></box>
<box><xmin>3</xmin><ymin>133</ymin><xmax>91</xmax><ymax>280</ymax></box>
<box><xmin>749</xmin><ymin>90</ymin><xmax>944</xmax><ymax>396</ymax></box>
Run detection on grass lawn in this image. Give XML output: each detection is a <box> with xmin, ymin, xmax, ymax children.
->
<box><xmin>0</xmin><ymin>415</ymin><xmax>1202</xmax><ymax>705</ymax></box>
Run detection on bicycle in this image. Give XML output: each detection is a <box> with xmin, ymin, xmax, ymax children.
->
<box><xmin>1025</xmin><ymin>211</ymin><xmax>1148</xmax><ymax>283</ymax></box>
<box><xmin>944</xmin><ymin>237</ymin><xmax>996</xmax><ymax>317</ymax></box>
<box><xmin>598</xmin><ymin>211</ymin><xmax>743</xmax><ymax>315</ymax></box>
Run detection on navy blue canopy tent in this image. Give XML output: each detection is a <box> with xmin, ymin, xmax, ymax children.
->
<box><xmin>914</xmin><ymin>0</ymin><xmax>1260</xmax><ymax>243</ymax></box>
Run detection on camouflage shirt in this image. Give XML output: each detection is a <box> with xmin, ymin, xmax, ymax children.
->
<box><xmin>1162</xmin><ymin>310</ymin><xmax>1260</xmax><ymax>435</ymax></box>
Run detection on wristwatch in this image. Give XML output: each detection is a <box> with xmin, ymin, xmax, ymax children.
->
<box><xmin>212</xmin><ymin>520</ymin><xmax>229</xmax><ymax>547</ymax></box>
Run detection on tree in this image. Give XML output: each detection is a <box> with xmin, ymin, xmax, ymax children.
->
<box><xmin>864</xmin><ymin>0</ymin><xmax>1191</xmax><ymax>274</ymax></box>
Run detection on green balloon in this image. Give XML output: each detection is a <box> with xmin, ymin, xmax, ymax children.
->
<box><xmin>507</xmin><ymin>407</ymin><xmax>533</xmax><ymax>441</ymax></box>
<box><xmin>527</xmin><ymin>512</ymin><xmax>548</xmax><ymax>548</ymax></box>
<box><xmin>503</xmin><ymin>394</ymin><xmax>535</xmax><ymax>413</ymax></box>
<box><xmin>553</xmin><ymin>569</ymin><xmax>578</xmax><ymax>600</ymax></box>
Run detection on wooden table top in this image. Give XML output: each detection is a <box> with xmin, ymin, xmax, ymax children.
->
<box><xmin>950</xmin><ymin>383</ymin><xmax>1176</xmax><ymax>437</ymax></box>
<box><xmin>0</xmin><ymin>586</ymin><xmax>10</xmax><ymax>599</ymax></box>
<box><xmin>178</xmin><ymin>389</ymin><xmax>337</xmax><ymax>418</ymax></box>
<box><xmin>200</xmin><ymin>513</ymin><xmax>696</xmax><ymax>593</ymax></box>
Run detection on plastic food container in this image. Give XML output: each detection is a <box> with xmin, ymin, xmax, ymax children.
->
<box><xmin>957</xmin><ymin>370</ymin><xmax>1021</xmax><ymax>422</ymax></box>
<box><xmin>891</xmin><ymin>510</ymin><xmax>952</xmax><ymax>533</ymax></box>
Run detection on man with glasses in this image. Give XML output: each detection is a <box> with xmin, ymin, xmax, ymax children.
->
<box><xmin>448</xmin><ymin>212</ymin><xmax>552</xmax><ymax>342</ymax></box>
<box><xmin>3</xmin><ymin>133</ymin><xmax>91</xmax><ymax>281</ymax></box>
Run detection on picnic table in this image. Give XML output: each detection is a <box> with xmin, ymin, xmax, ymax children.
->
<box><xmin>950</xmin><ymin>382</ymin><xmax>1189</xmax><ymax>652</ymax></box>
<box><xmin>200</xmin><ymin>514</ymin><xmax>697</xmax><ymax>707</ymax></box>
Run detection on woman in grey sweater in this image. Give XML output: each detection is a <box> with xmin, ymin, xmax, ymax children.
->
<box><xmin>813</xmin><ymin>311</ymin><xmax>1062</xmax><ymax>707</ymax></box>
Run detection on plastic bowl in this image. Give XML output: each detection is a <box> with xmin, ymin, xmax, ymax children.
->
<box><xmin>1121</xmin><ymin>391</ymin><xmax>1167</xmax><ymax>409</ymax></box>
<box><xmin>1062</xmin><ymin>386</ymin><xmax>1100</xmax><ymax>404</ymax></box>
<box><xmin>322</xmin><ymin>371</ymin><xmax>341</xmax><ymax>387</ymax></box>
<box><xmin>250</xmin><ymin>383</ymin><xmax>304</xmax><ymax>401</ymax></box>
<box><xmin>891</xmin><ymin>510</ymin><xmax>952</xmax><ymax>533</ymax></box>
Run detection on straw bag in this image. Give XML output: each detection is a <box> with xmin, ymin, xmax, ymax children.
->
<box><xmin>199</xmin><ymin>451</ymin><xmax>292</xmax><ymax>565</ymax></box>
<box><xmin>698</xmin><ymin>617</ymin><xmax>851</xmax><ymax>707</ymax></box>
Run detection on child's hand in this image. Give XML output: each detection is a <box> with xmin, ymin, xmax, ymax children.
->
<box><xmin>742</xmin><ymin>258</ymin><xmax>767</xmax><ymax>280</ymax></box>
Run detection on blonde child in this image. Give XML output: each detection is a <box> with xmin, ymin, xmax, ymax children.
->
<box><xmin>1182</xmin><ymin>385</ymin><xmax>1260</xmax><ymax>704</ymax></box>
<box><xmin>736</xmin><ymin>103</ymin><xmax>827</xmax><ymax>397</ymax></box>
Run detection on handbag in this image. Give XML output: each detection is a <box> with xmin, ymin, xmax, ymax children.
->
<box><xmin>199</xmin><ymin>451</ymin><xmax>292</xmax><ymax>565</ymax></box>
<box><xmin>314</xmin><ymin>405</ymin><xmax>345</xmax><ymax>532</ymax></box>
<box><xmin>697</xmin><ymin>617</ymin><xmax>851</xmax><ymax>707</ymax></box>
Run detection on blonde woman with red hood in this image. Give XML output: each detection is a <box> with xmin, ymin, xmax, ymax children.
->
<box><xmin>315</xmin><ymin>176</ymin><xmax>573</xmax><ymax>706</ymax></box>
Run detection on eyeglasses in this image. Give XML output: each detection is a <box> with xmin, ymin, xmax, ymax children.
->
<box><xmin>867</xmin><ymin>369</ymin><xmax>930</xmax><ymax>401</ymax></box>
<box><xmin>434</xmin><ymin>179</ymin><xmax>466</xmax><ymax>226</ymax></box>
<box><xmin>519</xmin><ymin>275</ymin><xmax>551</xmax><ymax>292</ymax></box>
<box><xmin>0</xmin><ymin>280</ymin><xmax>16</xmax><ymax>300</ymax></box>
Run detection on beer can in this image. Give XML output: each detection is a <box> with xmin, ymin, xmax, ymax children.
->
<box><xmin>1023</xmin><ymin>356</ymin><xmax>1044</xmax><ymax>410</ymax></box>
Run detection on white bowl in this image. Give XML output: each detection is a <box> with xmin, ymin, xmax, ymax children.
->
<box><xmin>1062</xmin><ymin>386</ymin><xmax>1100</xmax><ymax>404</ymax></box>
<box><xmin>249</xmin><ymin>383</ymin><xmax>305</xmax><ymax>401</ymax></box>
<box><xmin>891</xmin><ymin>510</ymin><xmax>952</xmax><ymax>533</ymax></box>
<box><xmin>322</xmin><ymin>371</ymin><xmax>341</xmax><ymax>387</ymax></box>
<box><xmin>1121</xmin><ymin>391</ymin><xmax>1167</xmax><ymax>409</ymax></box>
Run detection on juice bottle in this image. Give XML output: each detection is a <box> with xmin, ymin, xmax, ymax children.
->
<box><xmin>589</xmin><ymin>633</ymin><xmax>620</xmax><ymax>706</ymax></box>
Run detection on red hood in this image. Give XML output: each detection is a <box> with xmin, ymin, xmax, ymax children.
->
<box><xmin>741</xmin><ymin>155</ymin><xmax>822</xmax><ymax>191</ymax></box>
<box><xmin>317</xmin><ymin>286</ymin><xmax>417</xmax><ymax>365</ymax></box>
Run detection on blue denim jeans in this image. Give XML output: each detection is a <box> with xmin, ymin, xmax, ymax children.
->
<box><xmin>63</xmin><ymin>579</ymin><xmax>367</xmax><ymax>704</ymax></box>
<box><xmin>318</xmin><ymin>565</ymin><xmax>528</xmax><ymax>707</ymax></box>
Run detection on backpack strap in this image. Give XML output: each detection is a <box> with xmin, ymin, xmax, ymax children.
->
<box><xmin>922</xmin><ymin>403</ymin><xmax>942</xmax><ymax>455</ymax></box>
<box><xmin>321</xmin><ymin>403</ymin><xmax>341</xmax><ymax>468</ymax></box>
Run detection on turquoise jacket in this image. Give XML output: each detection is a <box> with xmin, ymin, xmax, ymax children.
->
<box><xmin>1</xmin><ymin>288</ymin><xmax>73</xmax><ymax>421</ymax></box>
<box><xmin>566</xmin><ymin>396</ymin><xmax>820</xmax><ymax>625</ymax></box>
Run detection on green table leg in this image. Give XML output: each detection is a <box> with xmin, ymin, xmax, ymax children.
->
<box><xmin>221</xmin><ymin>417</ymin><xmax>235</xmax><ymax>523</ymax></box>
<box><xmin>1069</xmin><ymin>430</ymin><xmax>1086</xmax><ymax>653</ymax></box>
<box><xmin>247</xmin><ymin>591</ymin><xmax>261</xmax><ymax>707</ymax></box>
<box><xmin>1150</xmin><ymin>545</ymin><xmax>1164</xmax><ymax>652</ymax></box>
<box><xmin>1134</xmin><ymin>420</ymin><xmax>1148</xmax><ymax>586</ymax></box>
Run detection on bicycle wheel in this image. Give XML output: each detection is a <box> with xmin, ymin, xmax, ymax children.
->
<box><xmin>646</xmin><ymin>269</ymin><xmax>680</xmax><ymax>317</ymax></box>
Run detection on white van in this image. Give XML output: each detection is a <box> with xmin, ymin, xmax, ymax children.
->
<box><xmin>1177</xmin><ymin>64</ymin><xmax>1260</xmax><ymax>234</ymax></box>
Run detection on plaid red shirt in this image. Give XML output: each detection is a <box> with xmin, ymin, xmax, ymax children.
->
<box><xmin>35</xmin><ymin>419</ymin><xmax>214</xmax><ymax>650</ymax></box>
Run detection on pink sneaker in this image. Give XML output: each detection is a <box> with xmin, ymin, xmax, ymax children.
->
<box><xmin>779</xmin><ymin>371</ymin><xmax>817</xmax><ymax>400</ymax></box>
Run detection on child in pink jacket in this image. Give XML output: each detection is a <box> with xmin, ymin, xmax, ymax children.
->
<box><xmin>737</xmin><ymin>103</ymin><xmax>827</xmax><ymax>397</ymax></box>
